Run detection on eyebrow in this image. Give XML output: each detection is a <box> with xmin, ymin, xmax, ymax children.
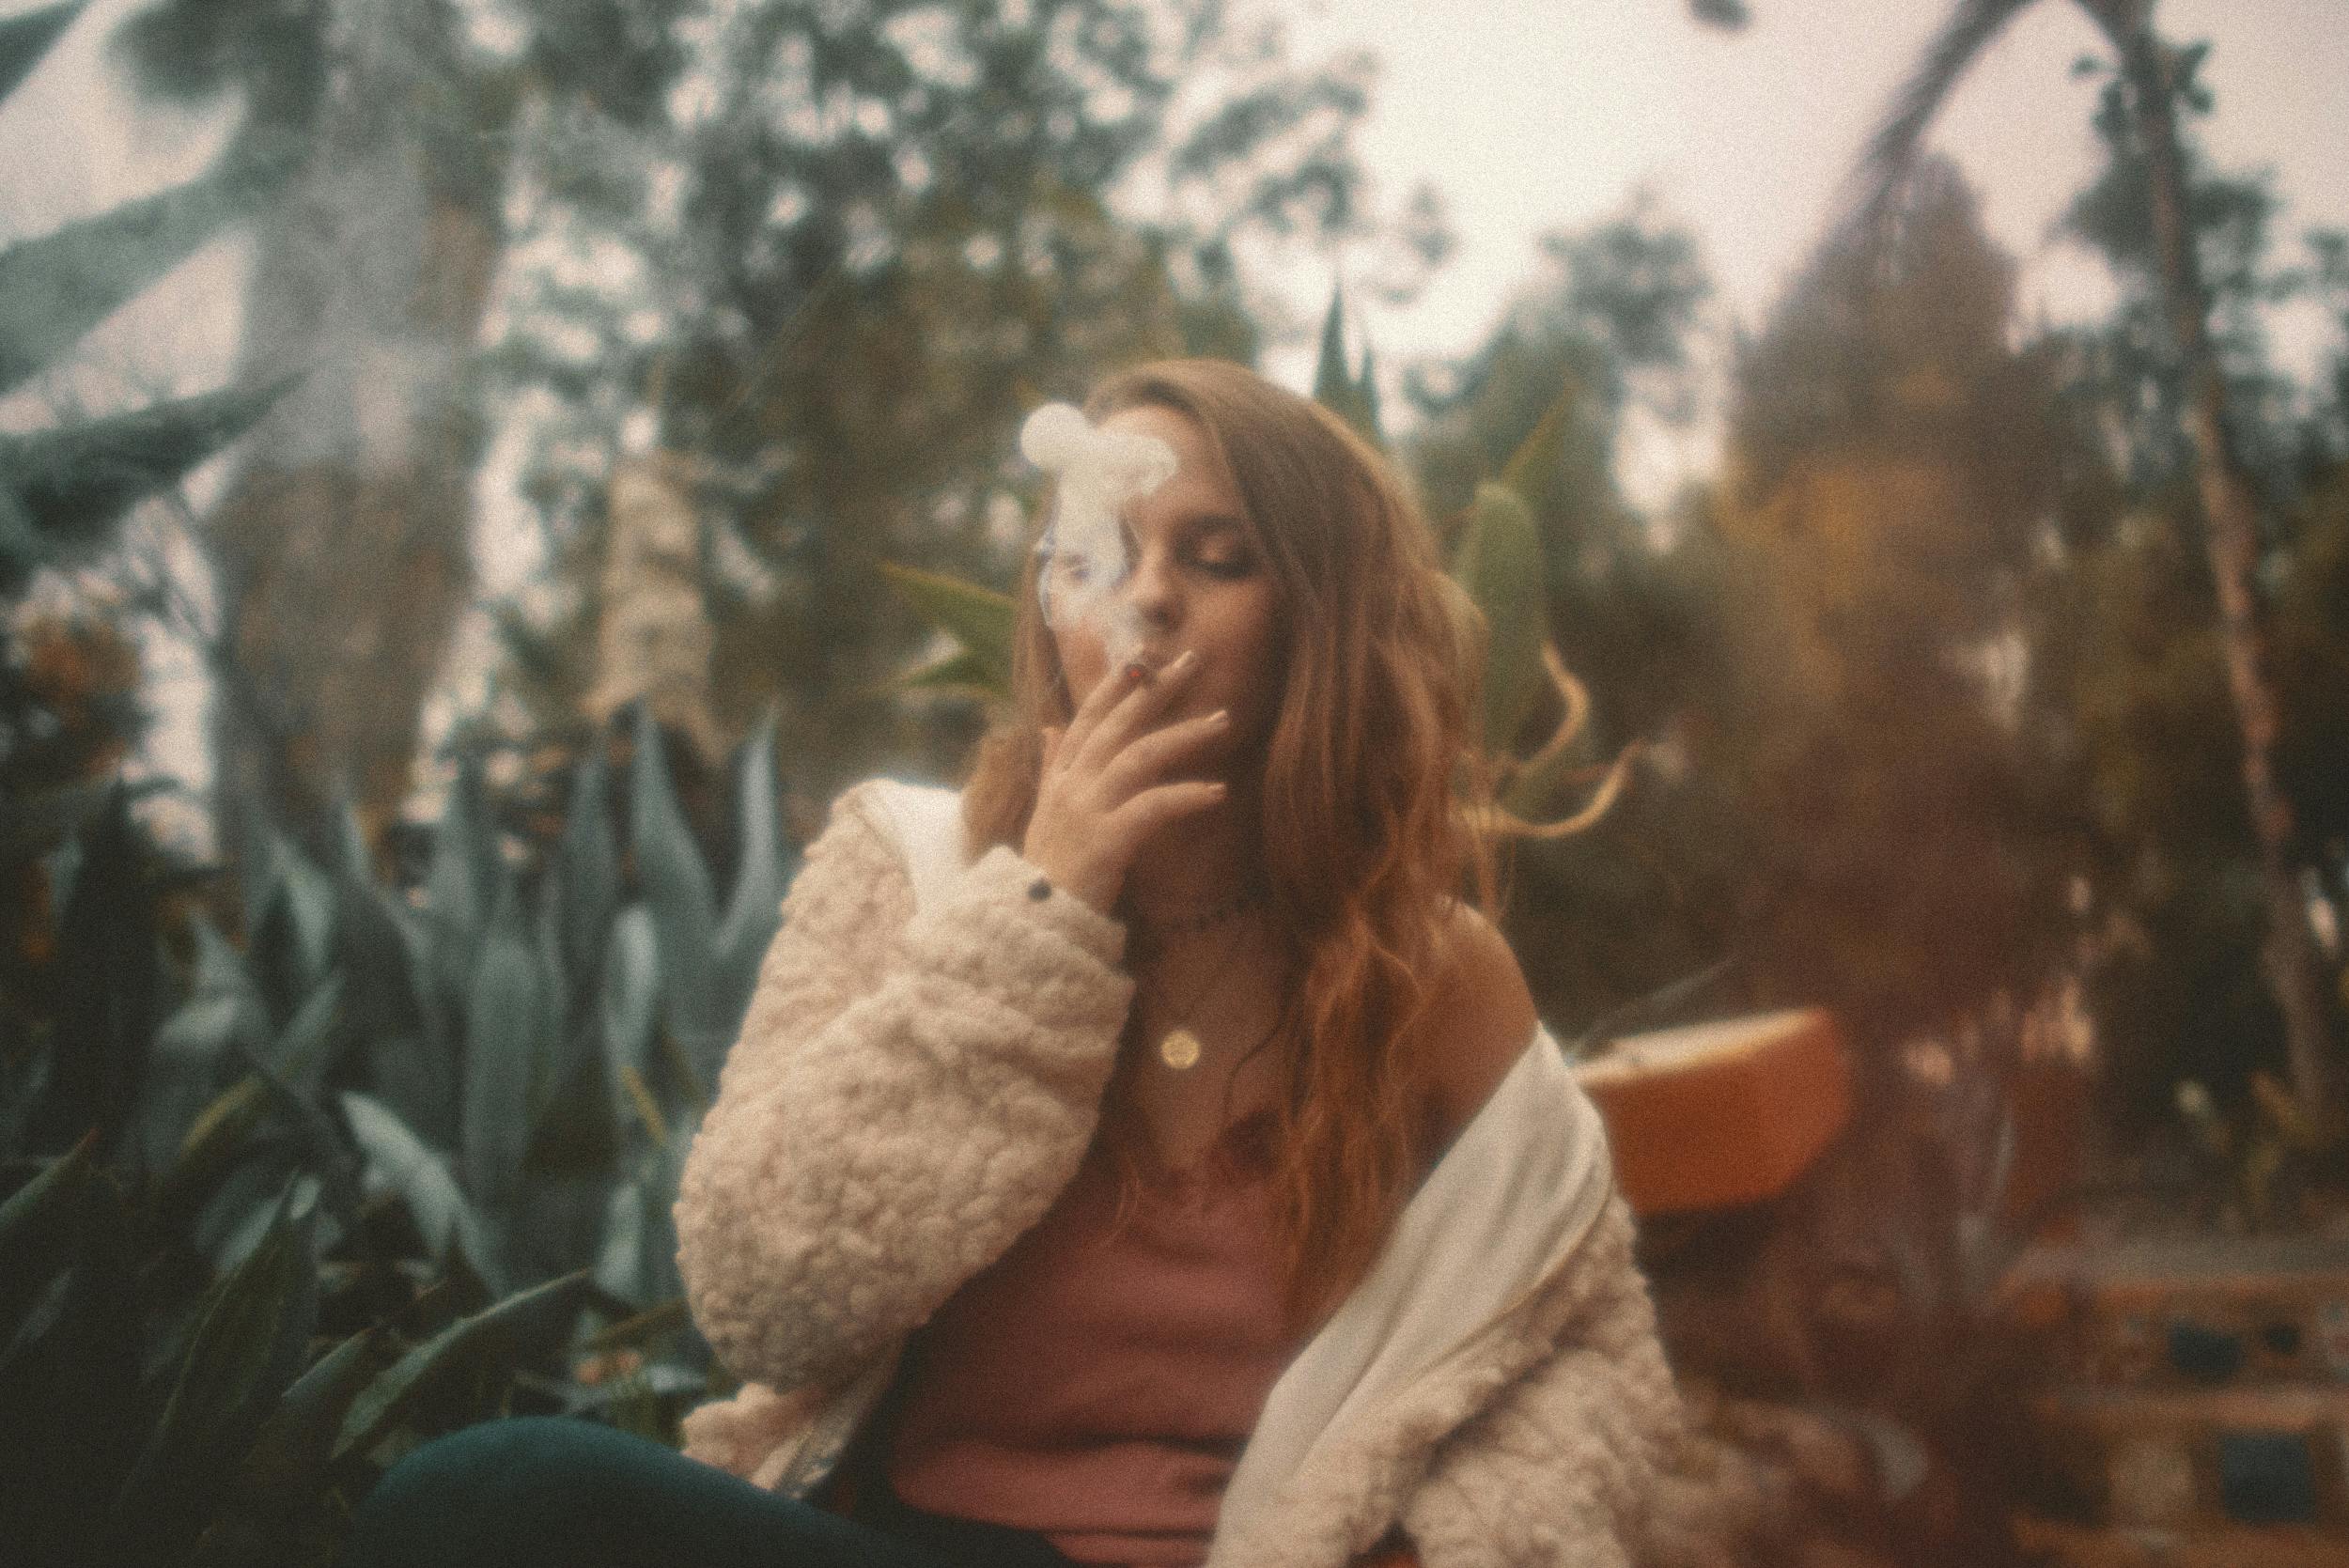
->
<box><xmin>1185</xmin><ymin>513</ymin><xmax>1251</xmax><ymax>538</ymax></box>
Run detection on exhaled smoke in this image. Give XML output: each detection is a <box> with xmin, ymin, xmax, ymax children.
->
<box><xmin>1020</xmin><ymin>402</ymin><xmax>1177</xmax><ymax>673</ymax></box>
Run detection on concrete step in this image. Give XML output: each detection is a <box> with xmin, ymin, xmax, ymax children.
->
<box><xmin>2022</xmin><ymin>1382</ymin><xmax>2349</xmax><ymax>1529</ymax></box>
<box><xmin>2012</xmin><ymin>1514</ymin><xmax>2349</xmax><ymax>1568</ymax></box>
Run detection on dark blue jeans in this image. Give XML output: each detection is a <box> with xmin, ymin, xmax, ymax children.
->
<box><xmin>340</xmin><ymin>1416</ymin><xmax>1080</xmax><ymax>1568</ymax></box>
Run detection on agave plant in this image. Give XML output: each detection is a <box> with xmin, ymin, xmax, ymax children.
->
<box><xmin>0</xmin><ymin>1</ymin><xmax>295</xmax><ymax>610</ymax></box>
<box><xmin>1</xmin><ymin>698</ymin><xmax>797</xmax><ymax>1565</ymax></box>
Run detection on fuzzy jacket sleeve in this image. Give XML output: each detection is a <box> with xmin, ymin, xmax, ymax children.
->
<box><xmin>672</xmin><ymin>781</ymin><xmax>1136</xmax><ymax>1396</ymax></box>
<box><xmin>1398</xmin><ymin>1197</ymin><xmax>1786</xmax><ymax>1568</ymax></box>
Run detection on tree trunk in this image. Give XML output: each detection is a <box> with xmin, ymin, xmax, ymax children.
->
<box><xmin>205</xmin><ymin>3</ymin><xmax>497</xmax><ymax>852</ymax></box>
<box><xmin>2104</xmin><ymin>12</ymin><xmax>2344</xmax><ymax>1127</ymax></box>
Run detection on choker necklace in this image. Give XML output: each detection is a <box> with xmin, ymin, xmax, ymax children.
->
<box><xmin>1128</xmin><ymin>884</ymin><xmax>1267</xmax><ymax>963</ymax></box>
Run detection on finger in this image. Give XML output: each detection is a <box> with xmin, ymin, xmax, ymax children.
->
<box><xmin>1058</xmin><ymin>653</ymin><xmax>1150</xmax><ymax>761</ymax></box>
<box><xmin>1073</xmin><ymin>648</ymin><xmax>1201</xmax><ymax>777</ymax></box>
<box><xmin>1097</xmin><ymin>708</ymin><xmax>1230</xmax><ymax>800</ymax></box>
<box><xmin>1107</xmin><ymin>779</ymin><xmax>1229</xmax><ymax>846</ymax></box>
<box><xmin>1039</xmin><ymin>725</ymin><xmax>1064</xmax><ymax>772</ymax></box>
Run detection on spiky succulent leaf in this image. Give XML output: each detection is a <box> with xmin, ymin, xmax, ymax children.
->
<box><xmin>186</xmin><ymin>1326</ymin><xmax>397</xmax><ymax>1568</ymax></box>
<box><xmin>104</xmin><ymin>1182</ymin><xmax>320</xmax><ymax>1564</ymax></box>
<box><xmin>629</xmin><ymin>705</ymin><xmax>723</xmax><ymax>1072</ymax></box>
<box><xmin>1451</xmin><ymin>482</ymin><xmax>1548</xmax><ymax>754</ymax></box>
<box><xmin>30</xmin><ymin>784</ymin><xmax>163</xmax><ymax>1161</ymax></box>
<box><xmin>423</xmin><ymin>751</ymin><xmax>496</xmax><ymax>1016</ymax></box>
<box><xmin>558</xmin><ymin>737</ymin><xmax>620</xmax><ymax>987</ymax></box>
<box><xmin>0</xmin><ymin>156</ymin><xmax>281</xmax><ymax>397</ymax></box>
<box><xmin>877</xmin><ymin>563</ymin><xmax>1016</xmax><ymax>692</ymax></box>
<box><xmin>340</xmin><ymin>1091</ymin><xmax>506</xmax><ymax>1296</ymax></box>
<box><xmin>0</xmin><ymin>2</ymin><xmax>83</xmax><ymax>105</ymax></box>
<box><xmin>459</xmin><ymin>873</ymin><xmax>543</xmax><ymax>1218</ymax></box>
<box><xmin>600</xmin><ymin>902</ymin><xmax>661</xmax><ymax>1126</ymax></box>
<box><xmin>0</xmin><ymin>378</ymin><xmax>293</xmax><ymax>592</ymax></box>
<box><xmin>890</xmin><ymin>645</ymin><xmax>1006</xmax><ymax>702</ymax></box>
<box><xmin>714</xmin><ymin>706</ymin><xmax>789</xmax><ymax>1017</ymax></box>
<box><xmin>1499</xmin><ymin>374</ymin><xmax>1579</xmax><ymax>503</ymax></box>
<box><xmin>0</xmin><ymin>1152</ymin><xmax>144</xmax><ymax>1566</ymax></box>
<box><xmin>0</xmin><ymin>1130</ymin><xmax>96</xmax><ymax>1328</ymax></box>
<box><xmin>332</xmin><ymin>1270</ymin><xmax>593</xmax><ymax>1467</ymax></box>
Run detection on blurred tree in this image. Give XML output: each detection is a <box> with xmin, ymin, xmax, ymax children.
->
<box><xmin>1689</xmin><ymin>160</ymin><xmax>2079</xmax><ymax>1084</ymax></box>
<box><xmin>2015</xmin><ymin>54</ymin><xmax>2349</xmax><ymax>1133</ymax></box>
<box><xmin>108</xmin><ymin>0</ymin><xmax>694</xmax><ymax>853</ymax></box>
<box><xmin>1846</xmin><ymin>0</ymin><xmax>2343</xmax><ymax>1126</ymax></box>
<box><xmin>1400</xmin><ymin>199</ymin><xmax>1739</xmax><ymax>1032</ymax></box>
<box><xmin>1444</xmin><ymin>165</ymin><xmax>2078</xmax><ymax>1097</ymax></box>
<box><xmin>1406</xmin><ymin>197</ymin><xmax>1713</xmax><ymax>755</ymax></box>
<box><xmin>481</xmin><ymin>0</ymin><xmax>1389</xmax><ymax>804</ymax></box>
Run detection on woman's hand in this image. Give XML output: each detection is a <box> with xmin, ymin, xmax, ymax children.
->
<box><xmin>1023</xmin><ymin>646</ymin><xmax>1232</xmax><ymax>915</ymax></box>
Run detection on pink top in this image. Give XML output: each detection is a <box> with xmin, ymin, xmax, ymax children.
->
<box><xmin>884</xmin><ymin>1110</ymin><xmax>1303</xmax><ymax>1567</ymax></box>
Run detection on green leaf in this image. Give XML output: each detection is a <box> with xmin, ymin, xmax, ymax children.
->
<box><xmin>1312</xmin><ymin>281</ymin><xmax>1351</xmax><ymax>407</ymax></box>
<box><xmin>714</xmin><ymin>706</ymin><xmax>788</xmax><ymax>1017</ymax></box>
<box><xmin>600</xmin><ymin>903</ymin><xmax>661</xmax><ymax>1118</ymax></box>
<box><xmin>32</xmin><ymin>784</ymin><xmax>163</xmax><ymax>1160</ymax></box>
<box><xmin>594</xmin><ymin>1139</ymin><xmax>688</xmax><ymax>1311</ymax></box>
<box><xmin>533</xmin><ymin>864</ymin><xmax>578</xmax><ymax>1077</ymax></box>
<box><xmin>267</xmin><ymin>833</ymin><xmax>339</xmax><ymax>1000</ymax></box>
<box><xmin>332</xmin><ymin>1271</ymin><xmax>594</xmax><ymax>1467</ymax></box>
<box><xmin>0</xmin><ymin>160</ymin><xmax>278</xmax><ymax>396</ymax></box>
<box><xmin>0</xmin><ymin>1130</ymin><xmax>96</xmax><ymax>1329</ymax></box>
<box><xmin>0</xmin><ymin>378</ymin><xmax>294</xmax><ymax>588</ymax></box>
<box><xmin>557</xmin><ymin>737</ymin><xmax>619</xmax><ymax>989</ymax></box>
<box><xmin>186</xmin><ymin>1327</ymin><xmax>397</xmax><ymax>1568</ymax></box>
<box><xmin>0</xmin><ymin>3</ymin><xmax>84</xmax><ymax>107</ymax></box>
<box><xmin>228</xmin><ymin>1022</ymin><xmax>368</xmax><ymax>1237</ymax></box>
<box><xmin>1311</xmin><ymin>281</ymin><xmax>1379</xmax><ymax>442</ymax></box>
<box><xmin>877</xmin><ymin>563</ymin><xmax>1016</xmax><ymax>692</ymax></box>
<box><xmin>154</xmin><ymin>1074</ymin><xmax>271</xmax><ymax>1232</ymax></box>
<box><xmin>339</xmin><ymin>1092</ymin><xmax>506</xmax><ymax>1298</ymax></box>
<box><xmin>460</xmin><ymin>873</ymin><xmax>543</xmax><ymax>1216</ymax></box>
<box><xmin>630</xmin><ymin>704</ymin><xmax>722</xmax><ymax>1066</ymax></box>
<box><xmin>105</xmin><ymin>1181</ymin><xmax>320</xmax><ymax>1564</ymax></box>
<box><xmin>271</xmin><ymin>971</ymin><xmax>346</xmax><ymax>1100</ymax></box>
<box><xmin>0</xmin><ymin>775</ymin><xmax>110</xmax><ymax>862</ymax></box>
<box><xmin>1499</xmin><ymin>374</ymin><xmax>1579</xmax><ymax>503</ymax></box>
<box><xmin>334</xmin><ymin>803</ymin><xmax>457</xmax><ymax>1145</ymax></box>
<box><xmin>525</xmin><ymin>1020</ymin><xmax>618</xmax><ymax>1179</ymax></box>
<box><xmin>423</xmin><ymin>751</ymin><xmax>495</xmax><ymax>1015</ymax></box>
<box><xmin>0</xmin><ymin>1156</ymin><xmax>144</xmax><ymax>1562</ymax></box>
<box><xmin>888</xmin><ymin>645</ymin><xmax>1006</xmax><ymax>702</ymax></box>
<box><xmin>137</xmin><ymin>925</ymin><xmax>268</xmax><ymax>1173</ymax></box>
<box><xmin>1451</xmin><ymin>482</ymin><xmax>1548</xmax><ymax>753</ymax></box>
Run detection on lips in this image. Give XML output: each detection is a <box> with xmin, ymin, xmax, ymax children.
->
<box><xmin>1126</xmin><ymin>650</ymin><xmax>1177</xmax><ymax>678</ymax></box>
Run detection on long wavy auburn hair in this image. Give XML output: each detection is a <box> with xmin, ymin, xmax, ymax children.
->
<box><xmin>961</xmin><ymin>358</ymin><xmax>1502</xmax><ymax>1329</ymax></box>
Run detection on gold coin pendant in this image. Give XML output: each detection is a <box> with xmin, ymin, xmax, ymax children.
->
<box><xmin>1158</xmin><ymin>1028</ymin><xmax>1203</xmax><ymax>1070</ymax></box>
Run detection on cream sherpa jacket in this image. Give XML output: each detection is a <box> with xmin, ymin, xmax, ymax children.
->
<box><xmin>673</xmin><ymin>779</ymin><xmax>1769</xmax><ymax>1568</ymax></box>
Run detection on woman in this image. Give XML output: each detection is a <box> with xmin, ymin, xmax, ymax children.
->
<box><xmin>345</xmin><ymin>361</ymin><xmax>1762</xmax><ymax>1568</ymax></box>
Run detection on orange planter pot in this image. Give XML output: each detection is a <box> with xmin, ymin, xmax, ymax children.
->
<box><xmin>1573</xmin><ymin>1007</ymin><xmax>1851</xmax><ymax>1217</ymax></box>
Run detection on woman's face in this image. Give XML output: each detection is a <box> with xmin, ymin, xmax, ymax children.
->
<box><xmin>1046</xmin><ymin>404</ymin><xmax>1285</xmax><ymax>777</ymax></box>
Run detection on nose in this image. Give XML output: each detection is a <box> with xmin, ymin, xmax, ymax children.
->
<box><xmin>1120</xmin><ymin>542</ymin><xmax>1181</xmax><ymax>629</ymax></box>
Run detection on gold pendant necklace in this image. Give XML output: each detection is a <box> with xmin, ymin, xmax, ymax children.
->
<box><xmin>1158</xmin><ymin>1028</ymin><xmax>1204</xmax><ymax>1070</ymax></box>
<box><xmin>1132</xmin><ymin>891</ymin><xmax>1265</xmax><ymax>1073</ymax></box>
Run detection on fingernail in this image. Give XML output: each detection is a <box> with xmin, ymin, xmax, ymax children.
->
<box><xmin>1174</xmin><ymin>648</ymin><xmax>1199</xmax><ymax>669</ymax></box>
<box><xmin>1124</xmin><ymin>660</ymin><xmax>1148</xmax><ymax>683</ymax></box>
<box><xmin>1207</xmin><ymin>708</ymin><xmax>1230</xmax><ymax>726</ymax></box>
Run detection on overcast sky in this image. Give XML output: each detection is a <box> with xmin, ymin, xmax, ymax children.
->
<box><xmin>7</xmin><ymin>0</ymin><xmax>2342</xmax><ymax>435</ymax></box>
<box><xmin>1280</xmin><ymin>0</ymin><xmax>2347</xmax><ymax>368</ymax></box>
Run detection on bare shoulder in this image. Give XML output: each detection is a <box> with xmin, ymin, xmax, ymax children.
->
<box><xmin>1416</xmin><ymin>902</ymin><xmax>1539</xmax><ymax>1149</ymax></box>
